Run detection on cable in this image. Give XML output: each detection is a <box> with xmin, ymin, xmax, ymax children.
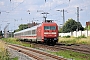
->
<box><xmin>10</xmin><ymin>0</ymin><xmax>25</xmax><ymax>12</ymax></box>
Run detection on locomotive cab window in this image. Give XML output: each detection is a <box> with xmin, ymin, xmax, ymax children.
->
<box><xmin>44</xmin><ymin>26</ymin><xmax>50</xmax><ymax>30</ymax></box>
<box><xmin>50</xmin><ymin>26</ymin><xmax>56</xmax><ymax>30</ymax></box>
<box><xmin>44</xmin><ymin>26</ymin><xmax>56</xmax><ymax>30</ymax></box>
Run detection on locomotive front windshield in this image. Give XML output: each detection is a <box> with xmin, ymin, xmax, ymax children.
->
<box><xmin>44</xmin><ymin>26</ymin><xmax>56</xmax><ymax>30</ymax></box>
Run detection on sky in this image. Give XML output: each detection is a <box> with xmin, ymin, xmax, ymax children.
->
<box><xmin>0</xmin><ymin>0</ymin><xmax>90</xmax><ymax>32</ymax></box>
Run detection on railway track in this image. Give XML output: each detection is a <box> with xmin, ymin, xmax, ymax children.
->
<box><xmin>33</xmin><ymin>43</ymin><xmax>90</xmax><ymax>54</ymax></box>
<box><xmin>20</xmin><ymin>41</ymin><xmax>90</xmax><ymax>54</ymax></box>
<box><xmin>8</xmin><ymin>44</ymin><xmax>67</xmax><ymax>60</ymax></box>
<box><xmin>54</xmin><ymin>45</ymin><xmax>90</xmax><ymax>54</ymax></box>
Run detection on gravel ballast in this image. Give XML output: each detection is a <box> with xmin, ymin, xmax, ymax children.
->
<box><xmin>8</xmin><ymin>47</ymin><xmax>36</xmax><ymax>60</ymax></box>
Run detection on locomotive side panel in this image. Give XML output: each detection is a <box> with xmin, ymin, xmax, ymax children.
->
<box><xmin>37</xmin><ymin>26</ymin><xmax>42</xmax><ymax>41</ymax></box>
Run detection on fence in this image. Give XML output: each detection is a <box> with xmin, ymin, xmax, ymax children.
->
<box><xmin>59</xmin><ymin>30</ymin><xmax>90</xmax><ymax>37</ymax></box>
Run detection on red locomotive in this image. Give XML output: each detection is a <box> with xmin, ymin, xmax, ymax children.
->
<box><xmin>14</xmin><ymin>20</ymin><xmax>58</xmax><ymax>45</ymax></box>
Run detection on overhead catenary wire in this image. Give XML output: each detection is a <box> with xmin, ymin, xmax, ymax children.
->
<box><xmin>1</xmin><ymin>0</ymin><xmax>88</xmax><ymax>31</ymax></box>
<box><xmin>2</xmin><ymin>0</ymin><xmax>70</xmax><ymax>22</ymax></box>
<box><xmin>1</xmin><ymin>0</ymin><xmax>26</xmax><ymax>20</ymax></box>
<box><xmin>42</xmin><ymin>0</ymin><xmax>69</xmax><ymax>22</ymax></box>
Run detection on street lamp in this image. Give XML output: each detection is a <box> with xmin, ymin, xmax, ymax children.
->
<box><xmin>57</xmin><ymin>9</ymin><xmax>68</xmax><ymax>33</ymax></box>
<box><xmin>56</xmin><ymin>9</ymin><xmax>67</xmax><ymax>25</ymax></box>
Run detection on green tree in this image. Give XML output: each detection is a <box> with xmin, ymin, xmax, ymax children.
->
<box><xmin>14</xmin><ymin>24</ymin><xmax>28</xmax><ymax>32</ymax></box>
<box><xmin>60</xmin><ymin>18</ymin><xmax>84</xmax><ymax>33</ymax></box>
<box><xmin>18</xmin><ymin>24</ymin><xmax>28</xmax><ymax>30</ymax></box>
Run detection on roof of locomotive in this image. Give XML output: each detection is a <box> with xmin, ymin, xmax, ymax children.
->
<box><xmin>42</xmin><ymin>21</ymin><xmax>57</xmax><ymax>25</ymax></box>
<box><xmin>14</xmin><ymin>24</ymin><xmax>41</xmax><ymax>34</ymax></box>
<box><xmin>42</xmin><ymin>20</ymin><xmax>57</xmax><ymax>24</ymax></box>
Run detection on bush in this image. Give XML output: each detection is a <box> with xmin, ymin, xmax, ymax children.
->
<box><xmin>77</xmin><ymin>35</ymin><xmax>86</xmax><ymax>38</ymax></box>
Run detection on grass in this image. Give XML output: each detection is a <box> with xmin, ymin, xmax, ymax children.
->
<box><xmin>58</xmin><ymin>36</ymin><xmax>90</xmax><ymax>45</ymax></box>
<box><xmin>1</xmin><ymin>37</ymin><xmax>90</xmax><ymax>60</ymax></box>
<box><xmin>1</xmin><ymin>38</ymin><xmax>22</xmax><ymax>45</ymax></box>
<box><xmin>49</xmin><ymin>50</ymin><xmax>90</xmax><ymax>60</ymax></box>
<box><xmin>1</xmin><ymin>38</ymin><xmax>34</xmax><ymax>48</ymax></box>
<box><xmin>77</xmin><ymin>37</ymin><xmax>90</xmax><ymax>44</ymax></box>
<box><xmin>56</xmin><ymin>36</ymin><xmax>90</xmax><ymax>60</ymax></box>
<box><xmin>11</xmin><ymin>57</ymin><xmax>18</xmax><ymax>60</ymax></box>
<box><xmin>0</xmin><ymin>40</ymin><xmax>10</xmax><ymax>60</ymax></box>
<box><xmin>0</xmin><ymin>40</ymin><xmax>18</xmax><ymax>60</ymax></box>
